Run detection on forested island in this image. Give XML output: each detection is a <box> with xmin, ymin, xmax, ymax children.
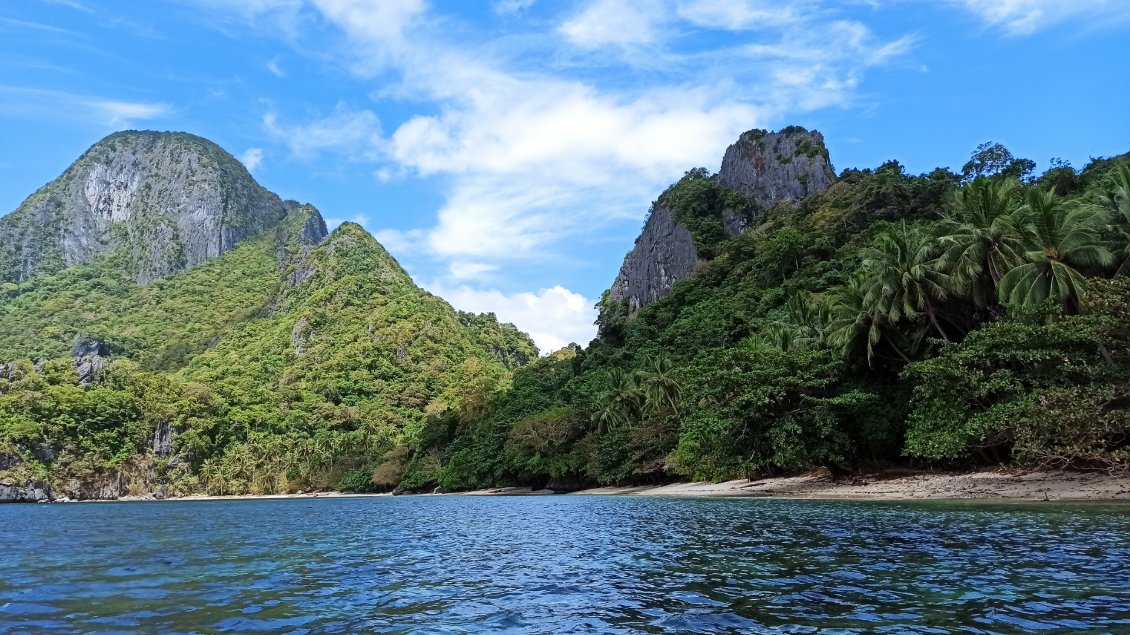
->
<box><xmin>1</xmin><ymin>128</ymin><xmax>1128</xmax><ymax>502</ymax></box>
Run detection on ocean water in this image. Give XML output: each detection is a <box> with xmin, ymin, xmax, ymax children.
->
<box><xmin>1</xmin><ymin>495</ymin><xmax>1128</xmax><ymax>634</ymax></box>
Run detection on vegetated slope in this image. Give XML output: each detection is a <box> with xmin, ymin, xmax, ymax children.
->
<box><xmin>0</xmin><ymin>131</ymin><xmax>536</xmax><ymax>500</ymax></box>
<box><xmin>389</xmin><ymin>133</ymin><xmax>1130</xmax><ymax>492</ymax></box>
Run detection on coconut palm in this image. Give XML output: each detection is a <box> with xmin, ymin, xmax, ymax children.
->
<box><xmin>826</xmin><ymin>274</ymin><xmax>909</xmax><ymax>366</ymax></box>
<box><xmin>758</xmin><ymin>294</ymin><xmax>828</xmax><ymax>352</ymax></box>
<box><xmin>937</xmin><ymin>177</ymin><xmax>1026</xmax><ymax>309</ymax></box>
<box><xmin>592</xmin><ymin>368</ymin><xmax>644</xmax><ymax>433</ymax></box>
<box><xmin>998</xmin><ymin>187</ymin><xmax>1112</xmax><ymax>313</ymax></box>
<box><xmin>1104</xmin><ymin>163</ymin><xmax>1130</xmax><ymax>276</ymax></box>
<box><xmin>860</xmin><ymin>221</ymin><xmax>953</xmax><ymax>341</ymax></box>
<box><xmin>641</xmin><ymin>355</ymin><xmax>682</xmax><ymax>415</ymax></box>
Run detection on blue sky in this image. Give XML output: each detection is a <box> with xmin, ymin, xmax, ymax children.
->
<box><xmin>2</xmin><ymin>0</ymin><xmax>1129</xmax><ymax>351</ymax></box>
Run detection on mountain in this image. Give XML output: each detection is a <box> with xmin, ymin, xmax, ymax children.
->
<box><xmin>396</xmin><ymin>131</ymin><xmax>1130</xmax><ymax>492</ymax></box>
<box><xmin>0</xmin><ymin>131</ymin><xmax>295</xmax><ymax>284</ymax></box>
<box><xmin>609</xmin><ymin>127</ymin><xmax>834</xmax><ymax>313</ymax></box>
<box><xmin>0</xmin><ymin>131</ymin><xmax>536</xmax><ymax>501</ymax></box>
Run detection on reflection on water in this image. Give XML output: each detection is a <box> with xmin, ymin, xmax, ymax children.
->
<box><xmin>1</xmin><ymin>496</ymin><xmax>1128</xmax><ymax>633</ymax></box>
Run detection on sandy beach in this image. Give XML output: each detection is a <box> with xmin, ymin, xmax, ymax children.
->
<box><xmin>462</xmin><ymin>469</ymin><xmax>1130</xmax><ymax>502</ymax></box>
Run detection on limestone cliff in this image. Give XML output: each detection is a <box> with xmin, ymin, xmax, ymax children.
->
<box><xmin>0</xmin><ymin>131</ymin><xmax>295</xmax><ymax>284</ymax></box>
<box><xmin>718</xmin><ymin>127</ymin><xmax>835</xmax><ymax>211</ymax></box>
<box><xmin>609</xmin><ymin>206</ymin><xmax>699</xmax><ymax>313</ymax></box>
<box><xmin>609</xmin><ymin>126</ymin><xmax>835</xmax><ymax>313</ymax></box>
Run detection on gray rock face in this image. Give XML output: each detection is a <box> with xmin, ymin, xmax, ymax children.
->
<box><xmin>608</xmin><ymin>206</ymin><xmax>699</xmax><ymax>313</ymax></box>
<box><xmin>718</xmin><ymin>127</ymin><xmax>835</xmax><ymax>212</ymax></box>
<box><xmin>0</xmin><ymin>480</ymin><xmax>52</xmax><ymax>503</ymax></box>
<box><xmin>608</xmin><ymin>126</ymin><xmax>836</xmax><ymax>313</ymax></box>
<box><xmin>152</xmin><ymin>420</ymin><xmax>176</xmax><ymax>457</ymax></box>
<box><xmin>0</xmin><ymin>131</ymin><xmax>294</xmax><ymax>284</ymax></box>
<box><xmin>71</xmin><ymin>336</ymin><xmax>108</xmax><ymax>385</ymax></box>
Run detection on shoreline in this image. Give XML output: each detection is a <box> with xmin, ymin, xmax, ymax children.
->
<box><xmin>23</xmin><ymin>468</ymin><xmax>1130</xmax><ymax>504</ymax></box>
<box><xmin>460</xmin><ymin>469</ymin><xmax>1130</xmax><ymax>502</ymax></box>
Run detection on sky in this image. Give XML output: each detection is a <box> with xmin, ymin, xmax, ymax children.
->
<box><xmin>1</xmin><ymin>0</ymin><xmax>1129</xmax><ymax>352</ymax></box>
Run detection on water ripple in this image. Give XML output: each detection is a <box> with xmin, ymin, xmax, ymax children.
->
<box><xmin>1</xmin><ymin>497</ymin><xmax>1128</xmax><ymax>633</ymax></box>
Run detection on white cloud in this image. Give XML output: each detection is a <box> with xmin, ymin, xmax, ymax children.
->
<box><xmin>372</xmin><ymin>227</ymin><xmax>425</xmax><ymax>255</ymax></box>
<box><xmin>675</xmin><ymin>0</ymin><xmax>812</xmax><ymax>30</ymax></box>
<box><xmin>449</xmin><ymin>261</ymin><xmax>499</xmax><ymax>280</ymax></box>
<box><xmin>263</xmin><ymin>102</ymin><xmax>383</xmax><ymax>159</ymax></box>
<box><xmin>241</xmin><ymin>147</ymin><xmax>264</xmax><ymax>172</ymax></box>
<box><xmin>559</xmin><ymin>0</ymin><xmax>664</xmax><ymax>48</ymax></box>
<box><xmin>0</xmin><ymin>87</ymin><xmax>170</xmax><ymax>126</ymax></box>
<box><xmin>430</xmin><ymin>283</ymin><xmax>598</xmax><ymax>353</ymax></box>
<box><xmin>190</xmin><ymin>0</ymin><xmax>915</xmax><ymax>347</ymax></box>
<box><xmin>952</xmin><ymin>0</ymin><xmax>1130</xmax><ymax>36</ymax></box>
<box><xmin>266</xmin><ymin>58</ymin><xmax>285</xmax><ymax>76</ymax></box>
<box><xmin>91</xmin><ymin>99</ymin><xmax>172</xmax><ymax>125</ymax></box>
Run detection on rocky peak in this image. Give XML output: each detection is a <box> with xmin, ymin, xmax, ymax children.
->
<box><xmin>607</xmin><ymin>126</ymin><xmax>836</xmax><ymax>314</ymax></box>
<box><xmin>718</xmin><ymin>126</ymin><xmax>835</xmax><ymax>211</ymax></box>
<box><xmin>0</xmin><ymin>130</ymin><xmax>293</xmax><ymax>284</ymax></box>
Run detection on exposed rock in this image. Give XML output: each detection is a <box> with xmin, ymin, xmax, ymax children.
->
<box><xmin>0</xmin><ymin>131</ymin><xmax>293</xmax><ymax>284</ymax></box>
<box><xmin>71</xmin><ymin>335</ymin><xmax>109</xmax><ymax>385</ymax></box>
<box><xmin>291</xmin><ymin>316</ymin><xmax>311</xmax><ymax>357</ymax></box>
<box><xmin>0</xmin><ymin>453</ymin><xmax>20</xmax><ymax>470</ymax></box>
<box><xmin>152</xmin><ymin>420</ymin><xmax>177</xmax><ymax>457</ymax></box>
<box><xmin>0</xmin><ymin>480</ymin><xmax>52</xmax><ymax>503</ymax></box>
<box><xmin>718</xmin><ymin>126</ymin><xmax>835</xmax><ymax>212</ymax></box>
<box><xmin>608</xmin><ymin>206</ymin><xmax>699</xmax><ymax>313</ymax></box>
<box><xmin>607</xmin><ymin>126</ymin><xmax>836</xmax><ymax>313</ymax></box>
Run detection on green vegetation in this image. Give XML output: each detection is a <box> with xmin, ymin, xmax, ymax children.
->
<box><xmin>393</xmin><ymin>144</ymin><xmax>1130</xmax><ymax>491</ymax></box>
<box><xmin>2</xmin><ymin>136</ymin><xmax>1128</xmax><ymax>499</ymax></box>
<box><xmin>0</xmin><ymin>208</ymin><xmax>535</xmax><ymax>497</ymax></box>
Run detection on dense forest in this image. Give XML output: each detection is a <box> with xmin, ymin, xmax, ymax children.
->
<box><xmin>2</xmin><ymin>131</ymin><xmax>1129</xmax><ymax>499</ymax></box>
<box><xmin>389</xmin><ymin>141</ymin><xmax>1130</xmax><ymax>491</ymax></box>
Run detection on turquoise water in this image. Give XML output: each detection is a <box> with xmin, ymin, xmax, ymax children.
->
<box><xmin>0</xmin><ymin>496</ymin><xmax>1128</xmax><ymax>634</ymax></box>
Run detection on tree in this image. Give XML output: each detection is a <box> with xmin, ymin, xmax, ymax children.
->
<box><xmin>860</xmin><ymin>221</ymin><xmax>953</xmax><ymax>341</ymax></box>
<box><xmin>937</xmin><ymin>177</ymin><xmax>1025</xmax><ymax>310</ymax></box>
<box><xmin>592</xmin><ymin>368</ymin><xmax>644</xmax><ymax>433</ymax></box>
<box><xmin>961</xmin><ymin>142</ymin><xmax>1035</xmax><ymax>182</ymax></box>
<box><xmin>998</xmin><ymin>188</ymin><xmax>1112</xmax><ymax>313</ymax></box>
<box><xmin>641</xmin><ymin>355</ymin><xmax>682</xmax><ymax>415</ymax></box>
<box><xmin>826</xmin><ymin>274</ymin><xmax>908</xmax><ymax>366</ymax></box>
<box><xmin>1104</xmin><ymin>162</ymin><xmax>1130</xmax><ymax>276</ymax></box>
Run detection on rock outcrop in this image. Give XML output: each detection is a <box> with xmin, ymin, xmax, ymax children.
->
<box><xmin>0</xmin><ymin>131</ymin><xmax>294</xmax><ymax>284</ymax></box>
<box><xmin>608</xmin><ymin>126</ymin><xmax>835</xmax><ymax>313</ymax></box>
<box><xmin>718</xmin><ymin>127</ymin><xmax>835</xmax><ymax>211</ymax></box>
<box><xmin>71</xmin><ymin>336</ymin><xmax>109</xmax><ymax>385</ymax></box>
<box><xmin>609</xmin><ymin>206</ymin><xmax>699</xmax><ymax>313</ymax></box>
<box><xmin>0</xmin><ymin>480</ymin><xmax>52</xmax><ymax>503</ymax></box>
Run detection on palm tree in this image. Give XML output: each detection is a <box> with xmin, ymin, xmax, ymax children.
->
<box><xmin>826</xmin><ymin>273</ymin><xmax>909</xmax><ymax>366</ymax></box>
<box><xmin>641</xmin><ymin>355</ymin><xmax>682</xmax><ymax>415</ymax></box>
<box><xmin>998</xmin><ymin>187</ymin><xmax>1112</xmax><ymax>313</ymax></box>
<box><xmin>937</xmin><ymin>177</ymin><xmax>1026</xmax><ymax>310</ymax></box>
<box><xmin>1104</xmin><ymin>163</ymin><xmax>1130</xmax><ymax>276</ymax></box>
<box><xmin>592</xmin><ymin>368</ymin><xmax>644</xmax><ymax>433</ymax></box>
<box><xmin>860</xmin><ymin>221</ymin><xmax>953</xmax><ymax>341</ymax></box>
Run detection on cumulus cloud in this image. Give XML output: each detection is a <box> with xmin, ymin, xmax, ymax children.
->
<box><xmin>266</xmin><ymin>58</ymin><xmax>285</xmax><ymax>76</ymax></box>
<box><xmin>191</xmin><ymin>0</ymin><xmax>915</xmax><ymax>346</ymax></box>
<box><xmin>240</xmin><ymin>147</ymin><xmax>264</xmax><ymax>172</ymax></box>
<box><xmin>429</xmin><ymin>283</ymin><xmax>598</xmax><ymax>353</ymax></box>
